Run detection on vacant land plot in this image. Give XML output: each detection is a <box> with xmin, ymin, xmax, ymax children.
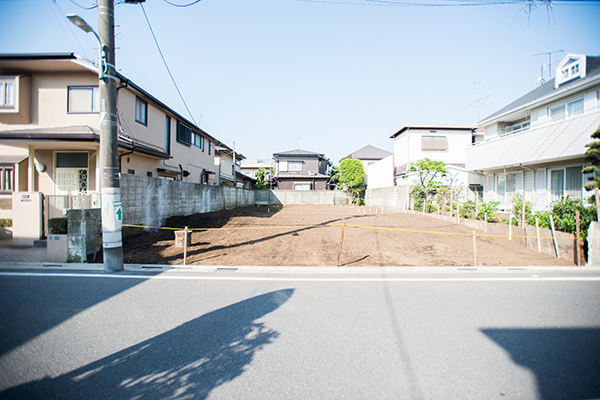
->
<box><xmin>122</xmin><ymin>205</ymin><xmax>574</xmax><ymax>267</ymax></box>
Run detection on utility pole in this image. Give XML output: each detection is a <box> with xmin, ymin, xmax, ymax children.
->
<box><xmin>98</xmin><ymin>0</ymin><xmax>123</xmax><ymax>272</ymax></box>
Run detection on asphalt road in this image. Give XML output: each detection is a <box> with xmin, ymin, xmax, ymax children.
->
<box><xmin>0</xmin><ymin>266</ymin><xmax>599</xmax><ymax>399</ymax></box>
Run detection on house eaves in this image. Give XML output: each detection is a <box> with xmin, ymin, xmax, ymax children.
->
<box><xmin>389</xmin><ymin>124</ymin><xmax>476</xmax><ymax>139</ymax></box>
<box><xmin>0</xmin><ymin>125</ymin><xmax>170</xmax><ymax>159</ymax></box>
<box><xmin>0</xmin><ymin>53</ymin><xmax>220</xmax><ymax>145</ymax></box>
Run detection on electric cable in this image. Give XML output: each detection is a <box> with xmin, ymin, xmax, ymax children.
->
<box><xmin>140</xmin><ymin>3</ymin><xmax>198</xmax><ymax>126</ymax></box>
<box><xmin>48</xmin><ymin>0</ymin><xmax>89</xmax><ymax>58</ymax></box>
<box><xmin>68</xmin><ymin>0</ymin><xmax>97</xmax><ymax>10</ymax></box>
<box><xmin>161</xmin><ymin>0</ymin><xmax>203</xmax><ymax>7</ymax></box>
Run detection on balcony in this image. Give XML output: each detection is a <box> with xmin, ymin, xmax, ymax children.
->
<box><xmin>466</xmin><ymin>108</ymin><xmax>600</xmax><ymax>171</ymax></box>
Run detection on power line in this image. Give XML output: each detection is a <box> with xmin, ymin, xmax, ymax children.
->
<box><xmin>161</xmin><ymin>0</ymin><xmax>203</xmax><ymax>7</ymax></box>
<box><xmin>299</xmin><ymin>0</ymin><xmax>600</xmax><ymax>6</ymax></box>
<box><xmin>68</xmin><ymin>0</ymin><xmax>98</xmax><ymax>10</ymax></box>
<box><xmin>139</xmin><ymin>3</ymin><xmax>198</xmax><ymax>126</ymax></box>
<box><xmin>48</xmin><ymin>0</ymin><xmax>89</xmax><ymax>58</ymax></box>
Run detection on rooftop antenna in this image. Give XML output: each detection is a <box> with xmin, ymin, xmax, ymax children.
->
<box><xmin>533</xmin><ymin>50</ymin><xmax>563</xmax><ymax>82</ymax></box>
<box><xmin>470</xmin><ymin>81</ymin><xmax>495</xmax><ymax>122</ymax></box>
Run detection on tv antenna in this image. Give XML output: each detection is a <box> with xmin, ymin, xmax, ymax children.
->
<box><xmin>533</xmin><ymin>50</ymin><xmax>563</xmax><ymax>82</ymax></box>
<box><xmin>470</xmin><ymin>81</ymin><xmax>495</xmax><ymax>122</ymax></box>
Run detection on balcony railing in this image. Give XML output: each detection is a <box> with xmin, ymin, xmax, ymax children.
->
<box><xmin>467</xmin><ymin>108</ymin><xmax>600</xmax><ymax>171</ymax></box>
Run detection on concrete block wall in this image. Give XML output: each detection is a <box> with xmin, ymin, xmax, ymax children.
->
<box><xmin>365</xmin><ymin>186</ymin><xmax>412</xmax><ymax>212</ymax></box>
<box><xmin>254</xmin><ymin>190</ymin><xmax>346</xmax><ymax>205</ymax></box>
<box><xmin>67</xmin><ymin>208</ymin><xmax>101</xmax><ymax>262</ymax></box>
<box><xmin>120</xmin><ymin>175</ymin><xmax>255</xmax><ymax>227</ymax></box>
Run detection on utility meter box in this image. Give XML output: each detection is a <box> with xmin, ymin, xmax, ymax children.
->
<box><xmin>12</xmin><ymin>192</ymin><xmax>43</xmax><ymax>247</ymax></box>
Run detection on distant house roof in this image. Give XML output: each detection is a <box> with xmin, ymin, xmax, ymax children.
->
<box><xmin>389</xmin><ymin>124</ymin><xmax>476</xmax><ymax>139</ymax></box>
<box><xmin>273</xmin><ymin>149</ymin><xmax>327</xmax><ymax>159</ymax></box>
<box><xmin>479</xmin><ymin>55</ymin><xmax>600</xmax><ymax>126</ymax></box>
<box><xmin>341</xmin><ymin>145</ymin><xmax>392</xmax><ymax>162</ymax></box>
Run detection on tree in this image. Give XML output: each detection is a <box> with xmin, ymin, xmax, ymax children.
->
<box><xmin>339</xmin><ymin>158</ymin><xmax>365</xmax><ymax>204</ymax></box>
<box><xmin>254</xmin><ymin>167</ymin><xmax>270</xmax><ymax>190</ymax></box>
<box><xmin>583</xmin><ymin>124</ymin><xmax>600</xmax><ymax>192</ymax></box>
<box><xmin>329</xmin><ymin>166</ymin><xmax>342</xmax><ymax>189</ymax></box>
<box><xmin>409</xmin><ymin>158</ymin><xmax>447</xmax><ymax>211</ymax></box>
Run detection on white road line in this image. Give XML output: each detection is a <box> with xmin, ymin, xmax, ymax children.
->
<box><xmin>1</xmin><ymin>272</ymin><xmax>600</xmax><ymax>282</ymax></box>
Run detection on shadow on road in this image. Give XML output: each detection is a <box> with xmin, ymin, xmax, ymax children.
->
<box><xmin>482</xmin><ymin>327</ymin><xmax>600</xmax><ymax>400</ymax></box>
<box><xmin>0</xmin><ymin>288</ymin><xmax>295</xmax><ymax>400</ymax></box>
<box><xmin>0</xmin><ymin>274</ymin><xmax>159</xmax><ymax>358</ymax></box>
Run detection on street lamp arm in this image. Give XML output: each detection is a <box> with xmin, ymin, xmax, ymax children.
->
<box><xmin>66</xmin><ymin>14</ymin><xmax>107</xmax><ymax>80</ymax></box>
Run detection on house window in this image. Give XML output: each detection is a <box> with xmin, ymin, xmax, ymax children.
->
<box><xmin>549</xmin><ymin>97</ymin><xmax>584</xmax><ymax>121</ymax></box>
<box><xmin>288</xmin><ymin>161</ymin><xmax>303</xmax><ymax>171</ymax></box>
<box><xmin>147</xmin><ymin>171</ymin><xmax>153</xmax><ymax>177</ymax></box>
<box><xmin>165</xmin><ymin>116</ymin><xmax>171</xmax><ymax>154</ymax></box>
<box><xmin>176</xmin><ymin>121</ymin><xmax>192</xmax><ymax>146</ymax></box>
<box><xmin>68</xmin><ymin>86</ymin><xmax>99</xmax><ymax>113</ymax></box>
<box><xmin>208</xmin><ymin>141</ymin><xmax>211</xmax><ymax>155</ymax></box>
<box><xmin>550</xmin><ymin>166</ymin><xmax>583</xmax><ymax>201</ymax></box>
<box><xmin>421</xmin><ymin>136</ymin><xmax>448</xmax><ymax>151</ymax></box>
<box><xmin>0</xmin><ymin>166</ymin><xmax>14</xmax><ymax>192</ymax></box>
<box><xmin>128</xmin><ymin>169</ymin><xmax>135</xmax><ymax>175</ymax></box>
<box><xmin>0</xmin><ymin>79</ymin><xmax>15</xmax><ymax>108</ymax></box>
<box><xmin>192</xmin><ymin>133</ymin><xmax>204</xmax><ymax>150</ymax></box>
<box><xmin>135</xmin><ymin>97</ymin><xmax>148</xmax><ymax>125</ymax></box>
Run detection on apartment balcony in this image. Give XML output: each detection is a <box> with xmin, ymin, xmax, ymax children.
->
<box><xmin>466</xmin><ymin>109</ymin><xmax>600</xmax><ymax>171</ymax></box>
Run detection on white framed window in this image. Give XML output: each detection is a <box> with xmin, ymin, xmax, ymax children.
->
<box><xmin>0</xmin><ymin>165</ymin><xmax>14</xmax><ymax>192</ymax></box>
<box><xmin>68</xmin><ymin>86</ymin><xmax>99</xmax><ymax>113</ymax></box>
<box><xmin>288</xmin><ymin>161</ymin><xmax>303</xmax><ymax>171</ymax></box>
<box><xmin>550</xmin><ymin>166</ymin><xmax>583</xmax><ymax>201</ymax></box>
<box><xmin>135</xmin><ymin>97</ymin><xmax>148</xmax><ymax>125</ymax></box>
<box><xmin>494</xmin><ymin>172</ymin><xmax>518</xmax><ymax>208</ymax></box>
<box><xmin>549</xmin><ymin>97</ymin><xmax>584</xmax><ymax>121</ymax></box>
<box><xmin>0</xmin><ymin>79</ymin><xmax>15</xmax><ymax>108</ymax></box>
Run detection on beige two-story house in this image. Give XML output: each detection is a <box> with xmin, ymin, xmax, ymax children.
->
<box><xmin>0</xmin><ymin>53</ymin><xmax>230</xmax><ymax>201</ymax></box>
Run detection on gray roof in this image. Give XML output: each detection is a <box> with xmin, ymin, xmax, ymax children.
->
<box><xmin>341</xmin><ymin>145</ymin><xmax>392</xmax><ymax>162</ymax></box>
<box><xmin>480</xmin><ymin>55</ymin><xmax>600</xmax><ymax>125</ymax></box>
<box><xmin>273</xmin><ymin>149</ymin><xmax>326</xmax><ymax>158</ymax></box>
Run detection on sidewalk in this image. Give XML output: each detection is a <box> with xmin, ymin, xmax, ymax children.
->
<box><xmin>0</xmin><ymin>246</ymin><xmax>47</xmax><ymax>263</ymax></box>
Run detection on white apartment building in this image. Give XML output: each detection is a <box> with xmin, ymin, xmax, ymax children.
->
<box><xmin>466</xmin><ymin>53</ymin><xmax>600</xmax><ymax>211</ymax></box>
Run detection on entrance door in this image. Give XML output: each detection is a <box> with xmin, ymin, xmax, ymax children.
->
<box><xmin>55</xmin><ymin>152</ymin><xmax>89</xmax><ymax>195</ymax></box>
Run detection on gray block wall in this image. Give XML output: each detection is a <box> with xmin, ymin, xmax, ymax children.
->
<box><xmin>120</xmin><ymin>175</ymin><xmax>256</xmax><ymax>227</ymax></box>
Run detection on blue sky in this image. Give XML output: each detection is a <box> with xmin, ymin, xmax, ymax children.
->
<box><xmin>1</xmin><ymin>0</ymin><xmax>599</xmax><ymax>164</ymax></box>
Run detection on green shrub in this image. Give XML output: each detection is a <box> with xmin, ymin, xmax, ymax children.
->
<box><xmin>459</xmin><ymin>200</ymin><xmax>477</xmax><ymax>219</ymax></box>
<box><xmin>477</xmin><ymin>201</ymin><xmax>500</xmax><ymax>222</ymax></box>
<box><xmin>0</xmin><ymin>218</ymin><xmax>12</xmax><ymax>228</ymax></box>
<box><xmin>549</xmin><ymin>196</ymin><xmax>596</xmax><ymax>239</ymax></box>
<box><xmin>512</xmin><ymin>192</ymin><xmax>532</xmax><ymax>222</ymax></box>
<box><xmin>49</xmin><ymin>217</ymin><xmax>68</xmax><ymax>234</ymax></box>
<box><xmin>411</xmin><ymin>185</ymin><xmax>425</xmax><ymax>211</ymax></box>
<box><xmin>527</xmin><ymin>211</ymin><xmax>551</xmax><ymax>229</ymax></box>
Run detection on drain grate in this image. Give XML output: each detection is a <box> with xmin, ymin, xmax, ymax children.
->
<box><xmin>215</xmin><ymin>267</ymin><xmax>238</xmax><ymax>272</ymax></box>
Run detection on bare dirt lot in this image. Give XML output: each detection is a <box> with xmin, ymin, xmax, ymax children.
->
<box><xmin>122</xmin><ymin>205</ymin><xmax>574</xmax><ymax>267</ymax></box>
